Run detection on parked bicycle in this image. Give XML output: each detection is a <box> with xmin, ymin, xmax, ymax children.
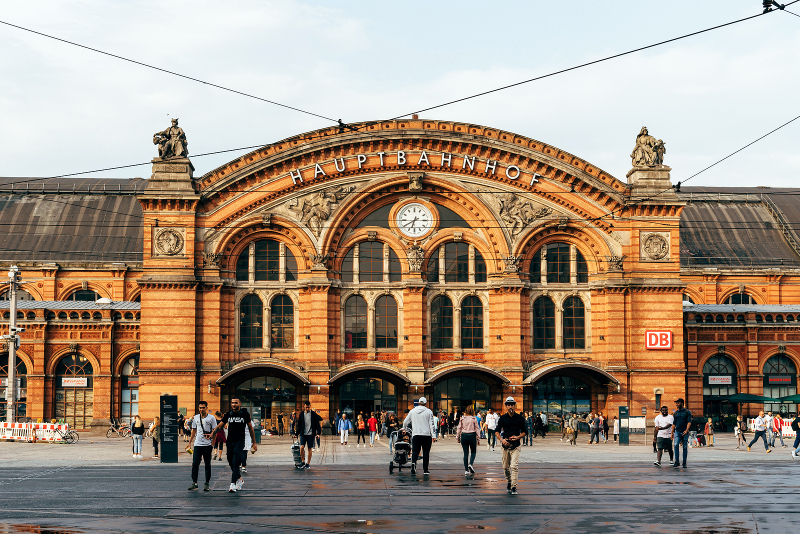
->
<box><xmin>54</xmin><ymin>426</ymin><xmax>80</xmax><ymax>444</ymax></box>
<box><xmin>107</xmin><ymin>417</ymin><xmax>131</xmax><ymax>438</ymax></box>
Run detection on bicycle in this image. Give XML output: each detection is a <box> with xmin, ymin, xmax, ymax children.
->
<box><xmin>54</xmin><ymin>426</ymin><xmax>80</xmax><ymax>444</ymax></box>
<box><xmin>107</xmin><ymin>422</ymin><xmax>131</xmax><ymax>438</ymax></box>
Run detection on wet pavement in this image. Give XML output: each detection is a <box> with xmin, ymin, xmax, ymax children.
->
<box><xmin>0</xmin><ymin>435</ymin><xmax>798</xmax><ymax>533</ymax></box>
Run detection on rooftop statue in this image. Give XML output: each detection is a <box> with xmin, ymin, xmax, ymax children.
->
<box><xmin>154</xmin><ymin>118</ymin><xmax>189</xmax><ymax>159</ymax></box>
<box><xmin>630</xmin><ymin>126</ymin><xmax>665</xmax><ymax>167</ymax></box>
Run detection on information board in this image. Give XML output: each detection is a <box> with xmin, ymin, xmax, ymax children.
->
<box><xmin>160</xmin><ymin>395</ymin><xmax>179</xmax><ymax>463</ymax></box>
<box><xmin>618</xmin><ymin>406</ymin><xmax>629</xmax><ymax>446</ymax></box>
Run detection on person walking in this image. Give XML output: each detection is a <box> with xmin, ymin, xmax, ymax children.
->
<box><xmin>747</xmin><ymin>411</ymin><xmax>771</xmax><ymax>453</ymax></box>
<box><xmin>588</xmin><ymin>413</ymin><xmax>601</xmax><ymax>444</ymax></box>
<box><xmin>704</xmin><ymin>417</ymin><xmax>715</xmax><ymax>447</ymax></box>
<box><xmin>295</xmin><ymin>400</ymin><xmax>322</xmax><ymax>469</ymax></box>
<box><xmin>356</xmin><ymin>414</ymin><xmax>367</xmax><ymax>448</ymax></box>
<box><xmin>772</xmin><ymin>414</ymin><xmax>786</xmax><ymax>448</ymax></box>
<box><xmin>440</xmin><ymin>411</ymin><xmax>449</xmax><ymax>439</ymax></box>
<box><xmin>403</xmin><ymin>396</ymin><xmax>437</xmax><ymax>475</ymax></box>
<box><xmin>539</xmin><ymin>411</ymin><xmax>548</xmax><ymax>439</ymax></box>
<box><xmin>338</xmin><ymin>413</ymin><xmax>350</xmax><ymax>445</ymax></box>
<box><xmin>653</xmin><ymin>406</ymin><xmax>674</xmax><ymax>467</ymax></box>
<box><xmin>526</xmin><ymin>412</ymin><xmax>535</xmax><ymax>445</ymax></box>
<box><xmin>386</xmin><ymin>413</ymin><xmax>399</xmax><ymax>453</ymax></box>
<box><xmin>212</xmin><ymin>398</ymin><xmax>258</xmax><ymax>493</ymax></box>
<box><xmin>151</xmin><ymin>416</ymin><xmax>161</xmax><ymax>459</ymax></box>
<box><xmin>485</xmin><ymin>407</ymin><xmax>499</xmax><ymax>451</ymax></box>
<box><xmin>368</xmin><ymin>412</ymin><xmax>379</xmax><ymax>447</ymax></box>
<box><xmin>212</xmin><ymin>411</ymin><xmax>225</xmax><ymax>461</ymax></box>
<box><xmin>602</xmin><ymin>414</ymin><xmax>609</xmax><ymax>443</ymax></box>
<box><xmin>764</xmin><ymin>411</ymin><xmax>775</xmax><ymax>448</ymax></box>
<box><xmin>278</xmin><ymin>412</ymin><xmax>285</xmax><ymax>437</ymax></box>
<box><xmin>559</xmin><ymin>415</ymin><xmax>568</xmax><ymax>442</ymax></box>
<box><xmin>612</xmin><ymin>415</ymin><xmax>619</xmax><ymax>442</ymax></box>
<box><xmin>457</xmin><ymin>405</ymin><xmax>481</xmax><ymax>476</ymax></box>
<box><xmin>289</xmin><ymin>411</ymin><xmax>297</xmax><ymax>438</ymax></box>
<box><xmin>131</xmin><ymin>415</ymin><xmax>145</xmax><ymax>459</ymax></box>
<box><xmin>568</xmin><ymin>413</ymin><xmax>579</xmax><ymax>445</ymax></box>
<box><xmin>495</xmin><ymin>397</ymin><xmax>527</xmax><ymax>495</ymax></box>
<box><xmin>188</xmin><ymin>400</ymin><xmax>216</xmax><ymax>492</ymax></box>
<box><xmin>734</xmin><ymin>415</ymin><xmax>747</xmax><ymax>450</ymax></box>
<box><xmin>672</xmin><ymin>398</ymin><xmax>692</xmax><ymax>468</ymax></box>
<box><xmin>177</xmin><ymin>412</ymin><xmax>186</xmax><ymax>443</ymax></box>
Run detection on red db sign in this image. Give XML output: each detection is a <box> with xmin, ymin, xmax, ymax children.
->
<box><xmin>645</xmin><ymin>331</ymin><xmax>672</xmax><ymax>350</ymax></box>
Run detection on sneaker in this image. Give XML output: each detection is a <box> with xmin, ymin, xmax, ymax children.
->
<box><xmin>303</xmin><ymin>464</ymin><xmax>310</xmax><ymax>469</ymax></box>
<box><xmin>357</xmin><ymin>445</ymin><xmax>359</xmax><ymax>448</ymax></box>
<box><xmin>511</xmin><ymin>487</ymin><xmax>518</xmax><ymax>495</ymax></box>
<box><xmin>682</xmin><ymin>464</ymin><xmax>687</xmax><ymax>468</ymax></box>
<box><xmin>410</xmin><ymin>463</ymin><xmax>416</xmax><ymax>474</ymax></box>
<box><xmin>653</xmin><ymin>461</ymin><xmax>661</xmax><ymax>467</ymax></box>
<box><xmin>241</xmin><ymin>466</ymin><xmax>247</xmax><ymax>473</ymax></box>
<box><xmin>492</xmin><ymin>448</ymin><xmax>495</xmax><ymax>452</ymax></box>
<box><xmin>465</xmin><ymin>470</ymin><xmax>470</xmax><ymax>476</ymax></box>
<box><xmin>735</xmin><ymin>447</ymin><xmax>740</xmax><ymax>450</ymax></box>
<box><xmin>203</xmin><ymin>483</ymin><xmax>210</xmax><ymax>492</ymax></box>
<box><xmin>487</xmin><ymin>446</ymin><xmax>491</xmax><ymax>451</ymax></box>
<box><xmin>188</xmin><ymin>483</ymin><xmax>198</xmax><ymax>491</ymax></box>
<box><xmin>229</xmin><ymin>483</ymin><xmax>237</xmax><ymax>493</ymax></box>
<box><xmin>507</xmin><ymin>482</ymin><xmax>511</xmax><ymax>492</ymax></box>
<box><xmin>792</xmin><ymin>450</ymin><xmax>797</xmax><ymax>459</ymax></box>
<box><xmin>423</xmin><ymin>470</ymin><xmax>430</xmax><ymax>475</ymax></box>
<box><xmin>218</xmin><ymin>457</ymin><xmax>223</xmax><ymax>461</ymax></box>
<box><xmin>672</xmin><ymin>463</ymin><xmax>680</xmax><ymax>468</ymax></box>
<box><xmin>747</xmin><ymin>447</ymin><xmax>751</xmax><ymax>452</ymax></box>
<box><xmin>766</xmin><ymin>449</ymin><xmax>771</xmax><ymax>454</ymax></box>
<box><xmin>296</xmin><ymin>463</ymin><xmax>305</xmax><ymax>469</ymax></box>
<box><xmin>236</xmin><ymin>478</ymin><xmax>244</xmax><ymax>490</ymax></box>
<box><xmin>153</xmin><ymin>455</ymin><xmax>159</xmax><ymax>459</ymax></box>
<box><xmin>468</xmin><ymin>465</ymin><xmax>475</xmax><ymax>475</ymax></box>
<box><xmin>213</xmin><ymin>454</ymin><xmax>217</xmax><ymax>460</ymax></box>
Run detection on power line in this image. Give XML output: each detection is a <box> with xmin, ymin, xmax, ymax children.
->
<box><xmin>0</xmin><ymin>20</ymin><xmax>337</xmax><ymax>123</ymax></box>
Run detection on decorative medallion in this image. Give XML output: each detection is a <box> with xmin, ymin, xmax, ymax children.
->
<box><xmin>641</xmin><ymin>232</ymin><xmax>669</xmax><ymax>261</ymax></box>
<box><xmin>154</xmin><ymin>228</ymin><xmax>185</xmax><ymax>256</ymax></box>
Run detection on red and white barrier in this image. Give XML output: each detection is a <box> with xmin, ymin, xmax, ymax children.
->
<box><xmin>0</xmin><ymin>422</ymin><xmax>71</xmax><ymax>442</ymax></box>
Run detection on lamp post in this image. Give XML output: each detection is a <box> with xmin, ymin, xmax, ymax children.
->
<box><xmin>5</xmin><ymin>266</ymin><xmax>23</xmax><ymax>423</ymax></box>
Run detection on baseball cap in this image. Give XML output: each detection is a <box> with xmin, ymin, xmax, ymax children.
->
<box><xmin>504</xmin><ymin>396</ymin><xmax>516</xmax><ymax>405</ymax></box>
<box><xmin>418</xmin><ymin>397</ymin><xmax>427</xmax><ymax>404</ymax></box>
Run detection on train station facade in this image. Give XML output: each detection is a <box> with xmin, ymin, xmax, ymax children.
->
<box><xmin>1</xmin><ymin>119</ymin><xmax>799</xmax><ymax>430</ymax></box>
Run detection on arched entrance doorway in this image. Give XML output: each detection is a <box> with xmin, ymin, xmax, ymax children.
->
<box><xmin>55</xmin><ymin>353</ymin><xmax>94</xmax><ymax>429</ymax></box>
<box><xmin>328</xmin><ymin>364</ymin><xmax>410</xmax><ymax>421</ymax></box>
<box><xmin>432</xmin><ymin>376</ymin><xmax>491</xmax><ymax>415</ymax></box>
<box><xmin>529</xmin><ymin>375</ymin><xmax>591</xmax><ymax>419</ymax></box>
<box><xmin>763</xmin><ymin>355</ymin><xmax>797</xmax><ymax>416</ymax></box>
<box><xmin>703</xmin><ymin>354</ymin><xmax>737</xmax><ymax>417</ymax></box>
<box><xmin>217</xmin><ymin>361</ymin><xmax>309</xmax><ymax>431</ymax></box>
<box><xmin>0</xmin><ymin>353</ymin><xmax>27</xmax><ymax>421</ymax></box>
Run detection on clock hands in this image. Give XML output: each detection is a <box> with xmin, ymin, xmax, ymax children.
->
<box><xmin>403</xmin><ymin>217</ymin><xmax>419</xmax><ymax>229</ymax></box>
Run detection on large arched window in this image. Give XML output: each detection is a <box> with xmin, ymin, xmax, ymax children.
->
<box><xmin>529</xmin><ymin>243</ymin><xmax>589</xmax><ymax>284</ymax></box>
<box><xmin>724</xmin><ymin>293</ymin><xmax>755</xmax><ymax>305</ymax></box>
<box><xmin>0</xmin><ymin>289</ymin><xmax>35</xmax><ymax>301</ymax></box>
<box><xmin>764</xmin><ymin>355</ymin><xmax>797</xmax><ymax>416</ymax></box>
<box><xmin>0</xmin><ymin>353</ymin><xmax>27</xmax><ymax>421</ymax></box>
<box><xmin>232</xmin><ymin>376</ymin><xmax>297</xmax><ymax>430</ymax></box>
<box><xmin>533</xmin><ymin>296</ymin><xmax>556</xmax><ymax>349</ymax></box>
<box><xmin>430</xmin><ymin>296</ymin><xmax>454</xmax><ymax>349</ymax></box>
<box><xmin>66</xmin><ymin>290</ymin><xmax>100</xmax><ymax>301</ymax></box>
<box><xmin>427</xmin><ymin>244</ymin><xmax>486</xmax><ymax>283</ymax></box>
<box><xmin>375</xmin><ymin>295</ymin><xmax>398</xmax><ymax>349</ymax></box>
<box><xmin>270</xmin><ymin>295</ymin><xmax>294</xmax><ymax>349</ymax></box>
<box><xmin>120</xmin><ymin>355</ymin><xmax>139</xmax><ymax>423</ymax></box>
<box><xmin>703</xmin><ymin>354</ymin><xmax>737</xmax><ymax>417</ymax></box>
<box><xmin>341</xmin><ymin>242</ymin><xmax>402</xmax><ymax>283</ymax></box>
<box><xmin>344</xmin><ymin>295</ymin><xmax>368</xmax><ymax>349</ymax></box>
<box><xmin>239</xmin><ymin>295</ymin><xmax>263</xmax><ymax>349</ymax></box>
<box><xmin>55</xmin><ymin>354</ymin><xmax>94</xmax><ymax>429</ymax></box>
<box><xmin>236</xmin><ymin>240</ymin><xmax>298</xmax><ymax>282</ymax></box>
<box><xmin>562</xmin><ymin>296</ymin><xmax>585</xmax><ymax>349</ymax></box>
<box><xmin>461</xmin><ymin>296</ymin><xmax>483</xmax><ymax>349</ymax></box>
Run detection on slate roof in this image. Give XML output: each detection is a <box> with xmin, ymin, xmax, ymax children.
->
<box><xmin>684</xmin><ymin>304</ymin><xmax>800</xmax><ymax>314</ymax></box>
<box><xmin>679</xmin><ymin>187</ymin><xmax>800</xmax><ymax>269</ymax></box>
<box><xmin>0</xmin><ymin>177</ymin><xmax>146</xmax><ymax>264</ymax></box>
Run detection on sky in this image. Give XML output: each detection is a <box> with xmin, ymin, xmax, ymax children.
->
<box><xmin>0</xmin><ymin>1</ymin><xmax>798</xmax><ymax>187</ymax></box>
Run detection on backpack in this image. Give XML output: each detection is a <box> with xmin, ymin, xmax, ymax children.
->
<box><xmin>792</xmin><ymin>417</ymin><xmax>800</xmax><ymax>432</ymax></box>
<box><xmin>358</xmin><ymin>420</ymin><xmax>365</xmax><ymax>430</ymax></box>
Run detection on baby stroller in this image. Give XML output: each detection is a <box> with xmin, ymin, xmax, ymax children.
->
<box><xmin>389</xmin><ymin>429</ymin><xmax>412</xmax><ymax>473</ymax></box>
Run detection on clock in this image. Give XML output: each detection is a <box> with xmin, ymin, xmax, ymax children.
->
<box><xmin>396</xmin><ymin>202</ymin><xmax>434</xmax><ymax>238</ymax></box>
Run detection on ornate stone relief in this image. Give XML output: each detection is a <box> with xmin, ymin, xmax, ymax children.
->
<box><xmin>202</xmin><ymin>252</ymin><xmax>222</xmax><ymax>268</ymax></box>
<box><xmin>605</xmin><ymin>255</ymin><xmax>625</xmax><ymax>272</ymax></box>
<box><xmin>640</xmin><ymin>232</ymin><xmax>670</xmax><ymax>262</ymax></box>
<box><xmin>153</xmin><ymin>228</ymin><xmax>186</xmax><ymax>257</ymax></box>
<box><xmin>485</xmin><ymin>191</ymin><xmax>552</xmax><ymax>241</ymax></box>
<box><xmin>408</xmin><ymin>172</ymin><xmax>424</xmax><ymax>193</ymax></box>
<box><xmin>502</xmin><ymin>255</ymin><xmax>523</xmax><ymax>273</ymax></box>
<box><xmin>309</xmin><ymin>253</ymin><xmax>329</xmax><ymax>270</ymax></box>
<box><xmin>407</xmin><ymin>243</ymin><xmax>425</xmax><ymax>272</ymax></box>
<box><xmin>285</xmin><ymin>185</ymin><xmax>356</xmax><ymax>238</ymax></box>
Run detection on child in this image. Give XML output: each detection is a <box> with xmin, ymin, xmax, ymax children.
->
<box><xmin>704</xmin><ymin>417</ymin><xmax>714</xmax><ymax>447</ymax></box>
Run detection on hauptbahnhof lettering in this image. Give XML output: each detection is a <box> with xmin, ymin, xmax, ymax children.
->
<box><xmin>1</xmin><ymin>118</ymin><xmax>798</xmax><ymax>430</ymax></box>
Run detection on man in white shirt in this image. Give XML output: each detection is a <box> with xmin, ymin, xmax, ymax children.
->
<box><xmin>485</xmin><ymin>408</ymin><xmax>500</xmax><ymax>451</ymax></box>
<box><xmin>403</xmin><ymin>397</ymin><xmax>437</xmax><ymax>475</ymax></box>
<box><xmin>653</xmin><ymin>406</ymin><xmax>674</xmax><ymax>467</ymax></box>
<box><xmin>764</xmin><ymin>411</ymin><xmax>775</xmax><ymax>448</ymax></box>
<box><xmin>188</xmin><ymin>401</ymin><xmax>218</xmax><ymax>491</ymax></box>
<box><xmin>747</xmin><ymin>411</ymin><xmax>771</xmax><ymax>453</ymax></box>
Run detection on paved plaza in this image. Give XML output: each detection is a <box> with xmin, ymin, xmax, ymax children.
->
<box><xmin>0</xmin><ymin>433</ymin><xmax>798</xmax><ymax>533</ymax></box>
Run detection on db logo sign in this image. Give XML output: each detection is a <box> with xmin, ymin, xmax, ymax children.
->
<box><xmin>645</xmin><ymin>331</ymin><xmax>672</xmax><ymax>350</ymax></box>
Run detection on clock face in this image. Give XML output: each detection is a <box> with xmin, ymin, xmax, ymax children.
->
<box><xmin>396</xmin><ymin>203</ymin><xmax>434</xmax><ymax>238</ymax></box>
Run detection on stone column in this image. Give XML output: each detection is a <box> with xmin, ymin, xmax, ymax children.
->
<box><xmin>383</xmin><ymin>243</ymin><xmax>390</xmax><ymax>283</ymax></box>
<box><xmin>453</xmin><ymin>306</ymin><xmax>462</xmax><ymax>351</ymax></box>
<box><xmin>353</xmin><ymin>246</ymin><xmax>360</xmax><ymax>285</ymax></box>
<box><xmin>570</xmin><ymin>245</ymin><xmax>578</xmax><ymax>285</ymax></box>
<box><xmin>367</xmin><ymin>302</ymin><xmax>376</xmax><ymax>356</ymax></box>
<box><xmin>439</xmin><ymin>247</ymin><xmax>446</xmax><ymax>284</ymax></box>
<box><xmin>263</xmin><ymin>304</ymin><xmax>271</xmax><ymax>351</ymax></box>
<box><xmin>248</xmin><ymin>243</ymin><xmax>255</xmax><ymax>284</ymax></box>
<box><xmin>469</xmin><ymin>245</ymin><xmax>476</xmax><ymax>285</ymax></box>
<box><xmin>279</xmin><ymin>243</ymin><xmax>286</xmax><ymax>284</ymax></box>
<box><xmin>540</xmin><ymin>248</ymin><xmax>547</xmax><ymax>285</ymax></box>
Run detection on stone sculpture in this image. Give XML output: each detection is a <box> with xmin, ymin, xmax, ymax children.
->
<box><xmin>407</xmin><ymin>243</ymin><xmax>425</xmax><ymax>272</ymax></box>
<box><xmin>502</xmin><ymin>255</ymin><xmax>522</xmax><ymax>273</ymax></box>
<box><xmin>287</xmin><ymin>186</ymin><xmax>355</xmax><ymax>237</ymax></box>
<box><xmin>630</xmin><ymin>126</ymin><xmax>665</xmax><ymax>167</ymax></box>
<box><xmin>154</xmin><ymin>118</ymin><xmax>189</xmax><ymax>159</ymax></box>
<box><xmin>497</xmin><ymin>193</ymin><xmax>552</xmax><ymax>238</ymax></box>
<box><xmin>309</xmin><ymin>253</ymin><xmax>329</xmax><ymax>269</ymax></box>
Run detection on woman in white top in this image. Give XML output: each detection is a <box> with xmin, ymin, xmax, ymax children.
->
<box><xmin>456</xmin><ymin>405</ymin><xmax>481</xmax><ymax>476</ymax></box>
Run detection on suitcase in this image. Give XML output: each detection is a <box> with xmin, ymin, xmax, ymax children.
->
<box><xmin>291</xmin><ymin>439</ymin><xmax>302</xmax><ymax>467</ymax></box>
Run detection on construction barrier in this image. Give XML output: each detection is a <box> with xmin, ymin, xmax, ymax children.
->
<box><xmin>0</xmin><ymin>422</ymin><xmax>70</xmax><ymax>442</ymax></box>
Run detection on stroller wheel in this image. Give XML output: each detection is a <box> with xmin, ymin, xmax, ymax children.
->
<box><xmin>389</xmin><ymin>461</ymin><xmax>394</xmax><ymax>473</ymax></box>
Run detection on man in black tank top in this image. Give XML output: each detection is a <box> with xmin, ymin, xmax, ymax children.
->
<box><xmin>212</xmin><ymin>398</ymin><xmax>257</xmax><ymax>493</ymax></box>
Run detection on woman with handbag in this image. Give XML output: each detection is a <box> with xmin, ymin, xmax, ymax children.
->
<box><xmin>704</xmin><ymin>417</ymin><xmax>715</xmax><ymax>447</ymax></box>
<box><xmin>356</xmin><ymin>414</ymin><xmax>367</xmax><ymax>447</ymax></box>
<box><xmin>456</xmin><ymin>405</ymin><xmax>480</xmax><ymax>476</ymax></box>
<box><xmin>735</xmin><ymin>415</ymin><xmax>747</xmax><ymax>450</ymax></box>
<box><xmin>212</xmin><ymin>410</ymin><xmax>226</xmax><ymax>460</ymax></box>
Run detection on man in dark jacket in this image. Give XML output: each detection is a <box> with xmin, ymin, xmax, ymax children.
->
<box><xmin>295</xmin><ymin>401</ymin><xmax>322</xmax><ymax>469</ymax></box>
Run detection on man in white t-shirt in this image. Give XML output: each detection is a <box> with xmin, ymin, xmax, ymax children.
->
<box><xmin>485</xmin><ymin>408</ymin><xmax>500</xmax><ymax>451</ymax></box>
<box><xmin>188</xmin><ymin>401</ymin><xmax>218</xmax><ymax>491</ymax></box>
<box><xmin>653</xmin><ymin>406</ymin><xmax>674</xmax><ymax>467</ymax></box>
